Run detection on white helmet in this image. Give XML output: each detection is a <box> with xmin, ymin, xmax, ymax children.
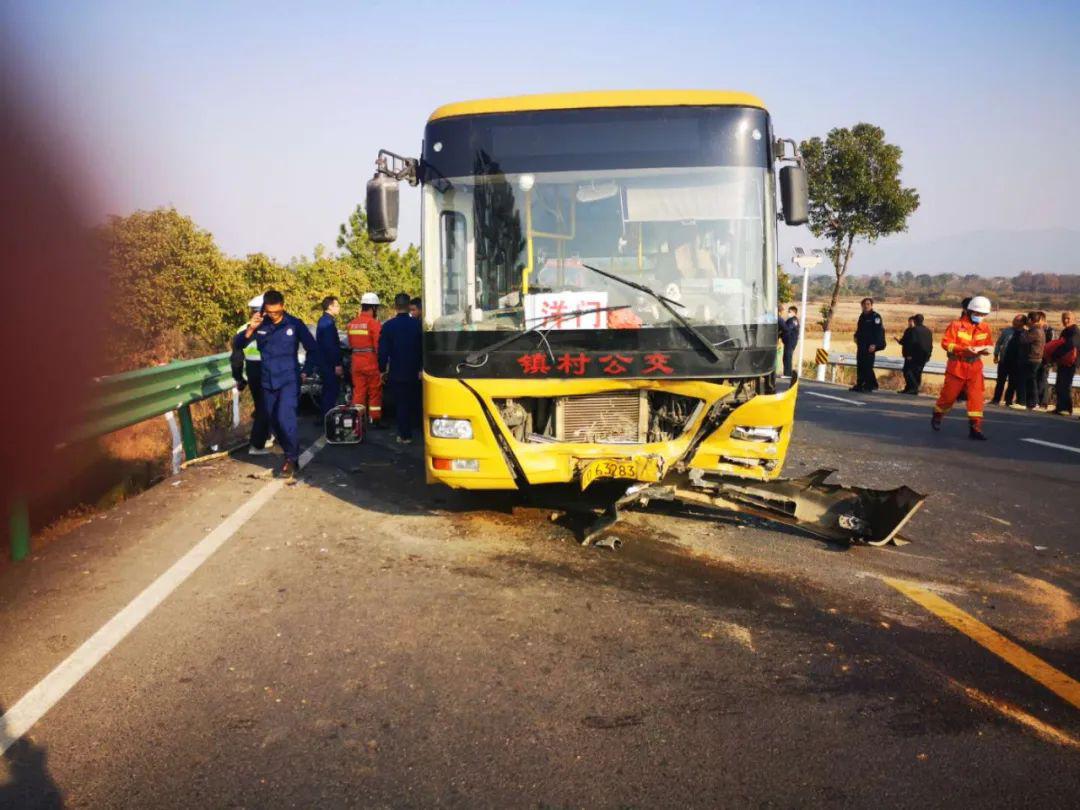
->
<box><xmin>967</xmin><ymin>295</ymin><xmax>992</xmax><ymax>315</ymax></box>
<box><xmin>360</xmin><ymin>292</ymin><xmax>381</xmax><ymax>306</ymax></box>
<box><xmin>248</xmin><ymin>294</ymin><xmax>264</xmax><ymax>310</ymax></box>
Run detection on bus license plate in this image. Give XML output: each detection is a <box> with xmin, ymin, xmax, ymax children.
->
<box><xmin>580</xmin><ymin>459</ymin><xmax>640</xmax><ymax>490</ymax></box>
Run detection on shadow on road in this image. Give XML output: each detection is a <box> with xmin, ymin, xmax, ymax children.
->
<box><xmin>0</xmin><ymin>707</ymin><xmax>64</xmax><ymax>809</ymax></box>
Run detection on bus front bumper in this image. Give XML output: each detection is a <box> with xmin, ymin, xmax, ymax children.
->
<box><xmin>421</xmin><ymin>374</ymin><xmax>799</xmax><ymax>491</ymax></box>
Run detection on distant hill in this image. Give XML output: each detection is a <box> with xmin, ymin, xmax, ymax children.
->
<box><xmin>781</xmin><ymin>228</ymin><xmax>1080</xmax><ymax>277</ymax></box>
<box><xmin>846</xmin><ymin>228</ymin><xmax>1080</xmax><ymax>277</ymax></box>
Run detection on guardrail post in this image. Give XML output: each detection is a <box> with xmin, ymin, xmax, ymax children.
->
<box><xmin>10</xmin><ymin>499</ymin><xmax>30</xmax><ymax>562</ymax></box>
<box><xmin>178</xmin><ymin>404</ymin><xmax>198</xmax><ymax>461</ymax></box>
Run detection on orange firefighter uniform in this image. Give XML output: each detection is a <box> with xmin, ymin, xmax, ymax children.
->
<box><xmin>347</xmin><ymin>311</ymin><xmax>383</xmax><ymax>423</ymax></box>
<box><xmin>933</xmin><ymin>316</ymin><xmax>993</xmax><ymax>430</ymax></box>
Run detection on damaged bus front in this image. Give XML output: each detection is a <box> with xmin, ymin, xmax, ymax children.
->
<box><xmin>365</xmin><ymin>91</ymin><xmax>924</xmax><ymax>544</ymax></box>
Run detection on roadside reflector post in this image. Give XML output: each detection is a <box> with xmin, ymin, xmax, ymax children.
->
<box><xmin>10</xmin><ymin>499</ymin><xmax>30</xmax><ymax>562</ymax></box>
<box><xmin>178</xmin><ymin>404</ymin><xmax>199</xmax><ymax>461</ymax></box>
<box><xmin>817</xmin><ymin>330</ymin><xmax>830</xmax><ymax>382</ymax></box>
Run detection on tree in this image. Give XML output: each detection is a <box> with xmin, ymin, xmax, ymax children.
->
<box><xmin>101</xmin><ymin>207</ymin><xmax>246</xmax><ymax>370</ymax></box>
<box><xmin>800</xmin><ymin>124</ymin><xmax>920</xmax><ymax>332</ymax></box>
<box><xmin>777</xmin><ymin>264</ymin><xmax>794</xmax><ymax>304</ymax></box>
<box><xmin>336</xmin><ymin>205</ymin><xmax>421</xmax><ymax>307</ymax></box>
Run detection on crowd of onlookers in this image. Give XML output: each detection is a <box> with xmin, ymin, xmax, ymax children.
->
<box><xmin>778</xmin><ymin>298</ymin><xmax>1080</xmax><ymax>416</ymax></box>
<box><xmin>991</xmin><ymin>310</ymin><xmax>1079</xmax><ymax>415</ymax></box>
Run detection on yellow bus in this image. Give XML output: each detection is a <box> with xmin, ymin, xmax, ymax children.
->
<box><xmin>363</xmin><ymin>91</ymin><xmax>921</xmax><ymax>543</ymax></box>
<box><xmin>369</xmin><ymin>89</ymin><xmax>805</xmax><ymax>488</ymax></box>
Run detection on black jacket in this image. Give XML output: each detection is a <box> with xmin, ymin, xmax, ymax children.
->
<box><xmin>900</xmin><ymin>324</ymin><xmax>932</xmax><ymax>362</ymax></box>
<box><xmin>855</xmin><ymin>310</ymin><xmax>886</xmax><ymax>350</ymax></box>
<box><xmin>779</xmin><ymin>316</ymin><xmax>799</xmax><ymax>347</ymax></box>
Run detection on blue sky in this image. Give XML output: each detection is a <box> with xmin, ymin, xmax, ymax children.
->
<box><xmin>3</xmin><ymin>0</ymin><xmax>1079</xmax><ymax>270</ymax></box>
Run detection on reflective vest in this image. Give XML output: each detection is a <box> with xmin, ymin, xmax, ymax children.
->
<box><xmin>347</xmin><ymin>312</ymin><xmax>381</xmax><ymax>370</ymax></box>
<box><xmin>941</xmin><ymin>317</ymin><xmax>993</xmax><ymax>380</ymax></box>
<box><xmin>236</xmin><ymin>325</ymin><xmax>261</xmax><ymax>362</ymax></box>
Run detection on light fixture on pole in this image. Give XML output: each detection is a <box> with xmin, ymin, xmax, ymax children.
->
<box><xmin>792</xmin><ymin>248</ymin><xmax>825</xmax><ymax>380</ymax></box>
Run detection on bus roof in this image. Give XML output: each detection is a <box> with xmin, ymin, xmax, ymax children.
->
<box><xmin>427</xmin><ymin>90</ymin><xmax>766</xmax><ymax>122</ymax></box>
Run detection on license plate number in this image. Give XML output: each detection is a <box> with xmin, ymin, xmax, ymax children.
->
<box><xmin>581</xmin><ymin>459</ymin><xmax>639</xmax><ymax>490</ymax></box>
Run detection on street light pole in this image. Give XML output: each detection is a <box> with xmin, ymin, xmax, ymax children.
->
<box><xmin>791</xmin><ymin>248</ymin><xmax>824</xmax><ymax>380</ymax></box>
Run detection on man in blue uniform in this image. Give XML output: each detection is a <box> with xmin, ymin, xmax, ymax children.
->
<box><xmin>234</xmin><ymin>289</ymin><xmax>323</xmax><ymax>478</ymax></box>
<box><xmin>852</xmin><ymin>297</ymin><xmax>885</xmax><ymax>392</ymax></box>
<box><xmin>310</xmin><ymin>296</ymin><xmax>344</xmax><ymax>418</ymax></box>
<box><xmin>379</xmin><ymin>292</ymin><xmax>423</xmax><ymax>443</ymax></box>
<box><xmin>779</xmin><ymin>305</ymin><xmax>799</xmax><ymax>378</ymax></box>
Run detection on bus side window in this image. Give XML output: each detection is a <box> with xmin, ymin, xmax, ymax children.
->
<box><xmin>440</xmin><ymin>211</ymin><xmax>466</xmax><ymax>316</ymax></box>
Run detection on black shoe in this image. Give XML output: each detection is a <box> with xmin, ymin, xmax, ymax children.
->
<box><xmin>275</xmin><ymin>461</ymin><xmax>297</xmax><ymax>479</ymax></box>
<box><xmin>931</xmin><ymin>415</ymin><xmax>942</xmax><ymax>432</ymax></box>
<box><xmin>849</xmin><ymin>385</ymin><xmax>863</xmax><ymax>392</ymax></box>
<box><xmin>969</xmin><ymin>427</ymin><xmax>988</xmax><ymax>441</ymax></box>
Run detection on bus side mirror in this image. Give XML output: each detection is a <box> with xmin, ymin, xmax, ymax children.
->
<box><xmin>779</xmin><ymin>165</ymin><xmax>809</xmax><ymax>226</ymax></box>
<box><xmin>366</xmin><ymin>173</ymin><xmax>400</xmax><ymax>243</ymax></box>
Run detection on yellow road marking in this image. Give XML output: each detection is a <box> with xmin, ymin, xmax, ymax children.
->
<box><xmin>884</xmin><ymin>577</ymin><xmax>1080</xmax><ymax>711</ymax></box>
<box><xmin>952</xmin><ymin>681</ymin><xmax>1080</xmax><ymax>749</ymax></box>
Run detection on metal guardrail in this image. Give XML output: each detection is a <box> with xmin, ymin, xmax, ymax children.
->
<box><xmin>72</xmin><ymin>352</ymin><xmax>236</xmax><ymax>451</ymax></box>
<box><xmin>826</xmin><ymin>352</ymin><xmax>1079</xmax><ymax>388</ymax></box>
<box><xmin>9</xmin><ymin>353</ymin><xmax>238</xmax><ymax>563</ymax></box>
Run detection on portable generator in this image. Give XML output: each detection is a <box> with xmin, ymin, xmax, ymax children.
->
<box><xmin>325</xmin><ymin>403</ymin><xmax>365</xmax><ymax>444</ymax></box>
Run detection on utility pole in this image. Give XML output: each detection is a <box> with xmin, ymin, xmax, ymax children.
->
<box><xmin>792</xmin><ymin>248</ymin><xmax>825</xmax><ymax>379</ymax></box>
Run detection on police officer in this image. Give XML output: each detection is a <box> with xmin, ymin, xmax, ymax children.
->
<box><xmin>379</xmin><ymin>292</ymin><xmax>423</xmax><ymax>444</ymax></box>
<box><xmin>312</xmin><ymin>296</ymin><xmax>344</xmax><ymax>418</ymax></box>
<box><xmin>234</xmin><ymin>295</ymin><xmax>274</xmax><ymax>454</ymax></box>
<box><xmin>779</xmin><ymin>305</ymin><xmax>799</xmax><ymax>378</ymax></box>
<box><xmin>234</xmin><ymin>289</ymin><xmax>323</xmax><ymax>478</ymax></box>
<box><xmin>852</xmin><ymin>297</ymin><xmax>885</xmax><ymax>392</ymax></box>
<box><xmin>348</xmin><ymin>293</ymin><xmax>384</xmax><ymax>427</ymax></box>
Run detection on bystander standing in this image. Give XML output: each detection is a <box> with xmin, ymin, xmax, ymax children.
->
<box><xmin>896</xmin><ymin>314</ymin><xmax>932</xmax><ymax>394</ymax></box>
<box><xmin>1017</xmin><ymin>311</ymin><xmax>1047</xmax><ymax>410</ymax></box>
<box><xmin>1049</xmin><ymin>311</ymin><xmax>1079</xmax><ymax>416</ymax></box>
<box><xmin>992</xmin><ymin>314</ymin><xmax>1025</xmax><ymax>406</ymax></box>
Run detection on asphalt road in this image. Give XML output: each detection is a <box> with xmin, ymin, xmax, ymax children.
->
<box><xmin>1</xmin><ymin>381</ymin><xmax>1078</xmax><ymax>808</ymax></box>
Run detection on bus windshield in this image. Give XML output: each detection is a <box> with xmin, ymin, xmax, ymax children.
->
<box><xmin>424</xmin><ymin>165</ymin><xmax>772</xmax><ymax>333</ymax></box>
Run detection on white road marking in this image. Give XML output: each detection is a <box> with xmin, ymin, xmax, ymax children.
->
<box><xmin>299</xmin><ymin>435</ymin><xmax>327</xmax><ymax>469</ymax></box>
<box><xmin>1020</xmin><ymin>438</ymin><xmax>1080</xmax><ymax>456</ymax></box>
<box><xmin>803</xmin><ymin>391</ymin><xmax>866</xmax><ymax>407</ymax></box>
<box><xmin>0</xmin><ymin>438</ymin><xmax>327</xmax><ymax>754</ymax></box>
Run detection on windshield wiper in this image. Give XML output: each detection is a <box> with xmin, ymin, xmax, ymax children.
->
<box><xmin>458</xmin><ymin>305</ymin><xmax>631</xmax><ymax>372</ymax></box>
<box><xmin>581</xmin><ymin>264</ymin><xmax>724</xmax><ymax>362</ymax></box>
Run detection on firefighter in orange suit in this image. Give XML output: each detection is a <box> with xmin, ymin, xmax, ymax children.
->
<box><xmin>932</xmin><ymin>295</ymin><xmax>994</xmax><ymax>440</ymax></box>
<box><xmin>348</xmin><ymin>293</ymin><xmax>383</xmax><ymax>426</ymax></box>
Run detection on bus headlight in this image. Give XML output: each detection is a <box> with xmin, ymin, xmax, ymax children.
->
<box><xmin>431</xmin><ymin>418</ymin><xmax>474</xmax><ymax>439</ymax></box>
<box><xmin>731</xmin><ymin>426</ymin><xmax>781</xmax><ymax>443</ymax></box>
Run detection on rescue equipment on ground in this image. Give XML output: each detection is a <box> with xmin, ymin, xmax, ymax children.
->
<box><xmin>325</xmin><ymin>403</ymin><xmax>366</xmax><ymax>444</ymax></box>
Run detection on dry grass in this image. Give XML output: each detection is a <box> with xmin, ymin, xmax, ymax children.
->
<box><xmin>784</xmin><ymin>300</ymin><xmax>1017</xmax><ymax>337</ymax></box>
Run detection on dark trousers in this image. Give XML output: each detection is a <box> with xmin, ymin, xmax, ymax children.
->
<box><xmin>264</xmin><ymin>381</ymin><xmax>300</xmax><ymax>462</ymax></box>
<box><xmin>1037</xmin><ymin>364</ymin><xmax>1052</xmax><ymax>407</ymax></box>
<box><xmin>1019</xmin><ymin>360</ymin><xmax>1041</xmax><ymax>408</ymax></box>
<box><xmin>856</xmin><ymin>347</ymin><xmax>878</xmax><ymax>390</ymax></box>
<box><xmin>782</xmin><ymin>342</ymin><xmax>796</xmax><ymax>377</ymax></box>
<box><xmin>246</xmin><ymin>361</ymin><xmax>271</xmax><ymax>449</ymax></box>
<box><xmin>902</xmin><ymin>357</ymin><xmax>926</xmax><ymax>393</ymax></box>
<box><xmin>1056</xmin><ymin>366</ymin><xmax>1076</xmax><ymax>413</ymax></box>
<box><xmin>391</xmin><ymin>380</ymin><xmax>422</xmax><ymax>440</ymax></box>
<box><xmin>991</xmin><ymin>360</ymin><xmax>1014</xmax><ymax>404</ymax></box>
<box><xmin>320</xmin><ymin>372</ymin><xmax>340</xmax><ymax>416</ymax></box>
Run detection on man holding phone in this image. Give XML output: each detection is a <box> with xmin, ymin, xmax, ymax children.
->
<box><xmin>234</xmin><ymin>289</ymin><xmax>324</xmax><ymax>478</ymax></box>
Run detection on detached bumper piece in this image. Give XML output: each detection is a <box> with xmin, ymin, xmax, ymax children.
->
<box><xmin>575</xmin><ymin>468</ymin><xmax>926</xmax><ymax>546</ymax></box>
